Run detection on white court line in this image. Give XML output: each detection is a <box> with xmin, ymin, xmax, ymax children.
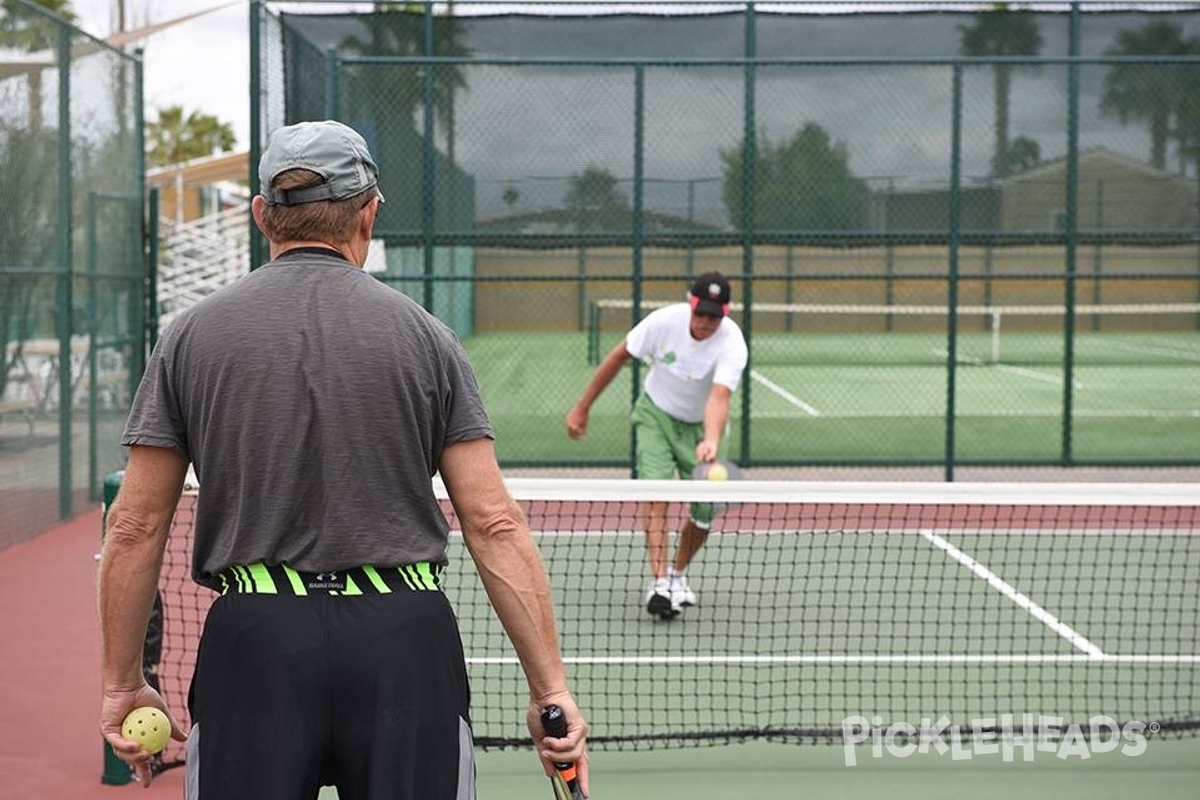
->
<box><xmin>453</xmin><ymin>527</ymin><xmax>1198</xmax><ymax>539</ymax></box>
<box><xmin>934</xmin><ymin>349</ymin><xmax>1081</xmax><ymax>387</ymax></box>
<box><xmin>1098</xmin><ymin>339</ymin><xmax>1200</xmax><ymax>362</ymax></box>
<box><xmin>744</xmin><ymin>408</ymin><xmax>1200</xmax><ymax>419</ymax></box>
<box><xmin>994</xmin><ymin>363</ymin><xmax>1082</xmax><ymax>387</ymax></box>
<box><xmin>918</xmin><ymin>529</ymin><xmax>1106</xmax><ymax>658</ymax></box>
<box><xmin>751</xmin><ymin>368</ymin><xmax>821</xmax><ymax>416</ymax></box>
<box><xmin>1074</xmin><ymin>408</ymin><xmax>1200</xmax><ymax>418</ymax></box>
<box><xmin>466</xmin><ymin>654</ymin><xmax>1200</xmax><ymax>665</ymax></box>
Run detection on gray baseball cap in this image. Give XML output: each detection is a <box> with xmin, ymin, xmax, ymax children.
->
<box><xmin>259</xmin><ymin>120</ymin><xmax>384</xmax><ymax>206</ymax></box>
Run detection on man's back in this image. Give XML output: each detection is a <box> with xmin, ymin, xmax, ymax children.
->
<box><xmin>124</xmin><ymin>250</ymin><xmax>492</xmax><ymax>585</ymax></box>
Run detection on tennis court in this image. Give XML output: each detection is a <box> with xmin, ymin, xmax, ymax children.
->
<box><xmin>5</xmin><ymin>502</ymin><xmax>1196</xmax><ymax>800</ymax></box>
<box><xmin>464</xmin><ymin>324</ymin><xmax>1200</xmax><ymax>464</ymax></box>
<box><xmin>443</xmin><ymin>481</ymin><xmax>1197</xmax><ymax>746</ymax></box>
<box><xmin>181</xmin><ymin>742</ymin><xmax>1200</xmax><ymax>800</ymax></box>
<box><xmin>341</xmin><ymin>738</ymin><xmax>1200</xmax><ymax>800</ymax></box>
<box><xmin>477</xmin><ymin>738</ymin><xmax>1200</xmax><ymax>799</ymax></box>
<box><xmin>465</xmin><ymin>479</ymin><xmax>1198</xmax><ymax>800</ymax></box>
<box><xmin>132</xmin><ymin>478</ymin><xmax>1198</xmax><ymax>800</ymax></box>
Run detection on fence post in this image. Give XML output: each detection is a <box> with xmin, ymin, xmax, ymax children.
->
<box><xmin>944</xmin><ymin>62</ymin><xmax>964</xmax><ymax>483</ymax></box>
<box><xmin>99</xmin><ymin>471</ymin><xmax>133</xmax><ymax>785</ymax></box>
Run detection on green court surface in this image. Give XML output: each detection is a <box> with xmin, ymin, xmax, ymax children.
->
<box><xmin>443</xmin><ymin>524</ymin><xmax>1198</xmax><ymax>749</ymax></box>
<box><xmin>313</xmin><ymin>738</ymin><xmax>1200</xmax><ymax>799</ymax></box>
<box><xmin>462</xmin><ymin>331</ymin><xmax>1200</xmax><ymax>464</ymax></box>
<box><xmin>142</xmin><ymin>482</ymin><xmax>1196</xmax><ymax>799</ymax></box>
<box><xmin>479</xmin><ymin>739</ymin><xmax>1200</xmax><ymax>800</ymax></box>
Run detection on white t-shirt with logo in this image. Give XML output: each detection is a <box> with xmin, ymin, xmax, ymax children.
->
<box><xmin>624</xmin><ymin>303</ymin><xmax>749</xmax><ymax>423</ymax></box>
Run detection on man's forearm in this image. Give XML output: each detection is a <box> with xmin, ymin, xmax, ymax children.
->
<box><xmin>98</xmin><ymin>502</ymin><xmax>172</xmax><ymax>689</ymax></box>
<box><xmin>442</xmin><ymin>439</ymin><xmax>569</xmax><ymax>699</ymax></box>
<box><xmin>703</xmin><ymin>390</ymin><xmax>731</xmax><ymax>446</ymax></box>
<box><xmin>575</xmin><ymin>342</ymin><xmax>630</xmax><ymax>410</ymax></box>
<box><xmin>463</xmin><ymin>509</ymin><xmax>568</xmax><ymax>700</ymax></box>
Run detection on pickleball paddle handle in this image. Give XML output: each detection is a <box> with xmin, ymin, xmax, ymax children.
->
<box><xmin>541</xmin><ymin>705</ymin><xmax>585</xmax><ymax>800</ymax></box>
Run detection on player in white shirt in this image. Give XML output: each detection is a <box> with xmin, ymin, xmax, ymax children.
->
<box><xmin>566</xmin><ymin>273</ymin><xmax>749</xmax><ymax>620</ymax></box>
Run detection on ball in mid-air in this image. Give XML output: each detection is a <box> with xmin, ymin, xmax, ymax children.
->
<box><xmin>707</xmin><ymin>463</ymin><xmax>728</xmax><ymax>481</ymax></box>
<box><xmin>122</xmin><ymin>707</ymin><xmax>171</xmax><ymax>754</ymax></box>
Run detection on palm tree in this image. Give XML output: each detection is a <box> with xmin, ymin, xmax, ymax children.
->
<box><xmin>1101</xmin><ymin>20</ymin><xmax>1200</xmax><ymax>171</ymax></box>
<box><xmin>339</xmin><ymin>2</ymin><xmax>469</xmax><ymax>152</ymax></box>
<box><xmin>0</xmin><ymin>0</ymin><xmax>77</xmax><ymax>131</ymax></box>
<box><xmin>959</xmin><ymin>4</ymin><xmax>1043</xmax><ymax>179</ymax></box>
<box><xmin>145</xmin><ymin>105</ymin><xmax>236</xmax><ymax>167</ymax></box>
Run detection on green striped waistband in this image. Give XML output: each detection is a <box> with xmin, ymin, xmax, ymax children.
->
<box><xmin>219</xmin><ymin>562</ymin><xmax>443</xmax><ymax>596</ymax></box>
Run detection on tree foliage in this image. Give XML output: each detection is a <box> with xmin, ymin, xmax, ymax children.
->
<box><xmin>959</xmin><ymin>4</ymin><xmax>1043</xmax><ymax>179</ymax></box>
<box><xmin>564</xmin><ymin>166</ymin><xmax>631</xmax><ymax>232</ymax></box>
<box><xmin>0</xmin><ymin>1</ymin><xmax>73</xmax><ymax>392</ymax></box>
<box><xmin>0</xmin><ymin>123</ymin><xmax>57</xmax><ymax>396</ymax></box>
<box><xmin>145</xmin><ymin>105</ymin><xmax>237</xmax><ymax>168</ymax></box>
<box><xmin>721</xmin><ymin>123</ymin><xmax>869</xmax><ymax>232</ymax></box>
<box><xmin>1000</xmin><ymin>135</ymin><xmax>1042</xmax><ymax>176</ymax></box>
<box><xmin>1101</xmin><ymin>20</ymin><xmax>1200</xmax><ymax>172</ymax></box>
<box><xmin>0</xmin><ymin>0</ymin><xmax>78</xmax><ymax>131</ymax></box>
<box><xmin>1177</xmin><ymin>86</ymin><xmax>1200</xmax><ymax>178</ymax></box>
<box><xmin>339</xmin><ymin>3</ymin><xmax>469</xmax><ymax>140</ymax></box>
<box><xmin>0</xmin><ymin>0</ymin><xmax>75</xmax><ymax>47</ymax></box>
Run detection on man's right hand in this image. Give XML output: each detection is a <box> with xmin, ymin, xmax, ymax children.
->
<box><xmin>566</xmin><ymin>405</ymin><xmax>588</xmax><ymax>440</ymax></box>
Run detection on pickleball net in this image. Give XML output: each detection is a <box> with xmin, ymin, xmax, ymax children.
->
<box><xmin>133</xmin><ymin>477</ymin><xmax>1198</xmax><ymax>768</ymax></box>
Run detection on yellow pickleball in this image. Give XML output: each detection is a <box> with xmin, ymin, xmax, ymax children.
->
<box><xmin>708</xmin><ymin>463</ymin><xmax>728</xmax><ymax>481</ymax></box>
<box><xmin>122</xmin><ymin>706</ymin><xmax>171</xmax><ymax>754</ymax></box>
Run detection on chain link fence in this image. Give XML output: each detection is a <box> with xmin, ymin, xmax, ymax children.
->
<box><xmin>251</xmin><ymin>1</ymin><xmax>1200</xmax><ymax>477</ymax></box>
<box><xmin>0</xmin><ymin>0</ymin><xmax>145</xmax><ymax>547</ymax></box>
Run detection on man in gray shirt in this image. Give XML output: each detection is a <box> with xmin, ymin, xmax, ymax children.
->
<box><xmin>98</xmin><ymin>120</ymin><xmax>588</xmax><ymax>800</ymax></box>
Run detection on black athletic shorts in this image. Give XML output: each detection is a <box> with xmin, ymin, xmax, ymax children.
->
<box><xmin>184</xmin><ymin>564</ymin><xmax>474</xmax><ymax>800</ymax></box>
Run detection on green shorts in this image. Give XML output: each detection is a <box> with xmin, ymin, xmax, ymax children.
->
<box><xmin>631</xmin><ymin>393</ymin><xmax>728</xmax><ymax>528</ymax></box>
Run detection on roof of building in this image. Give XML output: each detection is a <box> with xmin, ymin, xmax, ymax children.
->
<box><xmin>146</xmin><ymin>150</ymin><xmax>249</xmax><ymax>189</ymax></box>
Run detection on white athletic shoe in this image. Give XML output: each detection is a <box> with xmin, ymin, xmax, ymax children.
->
<box><xmin>645</xmin><ymin>578</ymin><xmax>679</xmax><ymax>620</ymax></box>
<box><xmin>668</xmin><ymin>568</ymin><xmax>697</xmax><ymax>608</ymax></box>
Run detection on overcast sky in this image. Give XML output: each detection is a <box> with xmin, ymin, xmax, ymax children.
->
<box><xmin>65</xmin><ymin>1</ymin><xmax>741</xmax><ymax>150</ymax></box>
<box><xmin>71</xmin><ymin>0</ymin><xmax>253</xmax><ymax>147</ymax></box>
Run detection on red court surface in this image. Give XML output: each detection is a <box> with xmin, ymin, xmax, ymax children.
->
<box><xmin>0</xmin><ymin>507</ymin><xmax>185</xmax><ymax>800</ymax></box>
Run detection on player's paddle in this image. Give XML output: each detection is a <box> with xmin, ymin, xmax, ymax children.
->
<box><xmin>540</xmin><ymin>705</ymin><xmax>584</xmax><ymax>800</ymax></box>
<box><xmin>691</xmin><ymin>458</ymin><xmax>742</xmax><ymax>515</ymax></box>
<box><xmin>691</xmin><ymin>458</ymin><xmax>741</xmax><ymax>482</ymax></box>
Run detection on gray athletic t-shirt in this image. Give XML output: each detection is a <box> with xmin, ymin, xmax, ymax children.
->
<box><xmin>122</xmin><ymin>250</ymin><xmax>493</xmax><ymax>589</ymax></box>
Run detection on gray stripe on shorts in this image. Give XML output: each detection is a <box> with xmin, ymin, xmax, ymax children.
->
<box><xmin>458</xmin><ymin>715</ymin><xmax>476</xmax><ymax>800</ymax></box>
<box><xmin>185</xmin><ymin>722</ymin><xmax>200</xmax><ymax>800</ymax></box>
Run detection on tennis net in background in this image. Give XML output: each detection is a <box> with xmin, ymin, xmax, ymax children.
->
<box><xmin>586</xmin><ymin>299</ymin><xmax>1200</xmax><ymax>366</ymax></box>
<box><xmin>143</xmin><ymin>479</ymin><xmax>1197</xmax><ymax>766</ymax></box>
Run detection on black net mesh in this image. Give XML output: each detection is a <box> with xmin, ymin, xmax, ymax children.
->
<box><xmin>140</xmin><ymin>478</ymin><xmax>1198</xmax><ymax>763</ymax></box>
